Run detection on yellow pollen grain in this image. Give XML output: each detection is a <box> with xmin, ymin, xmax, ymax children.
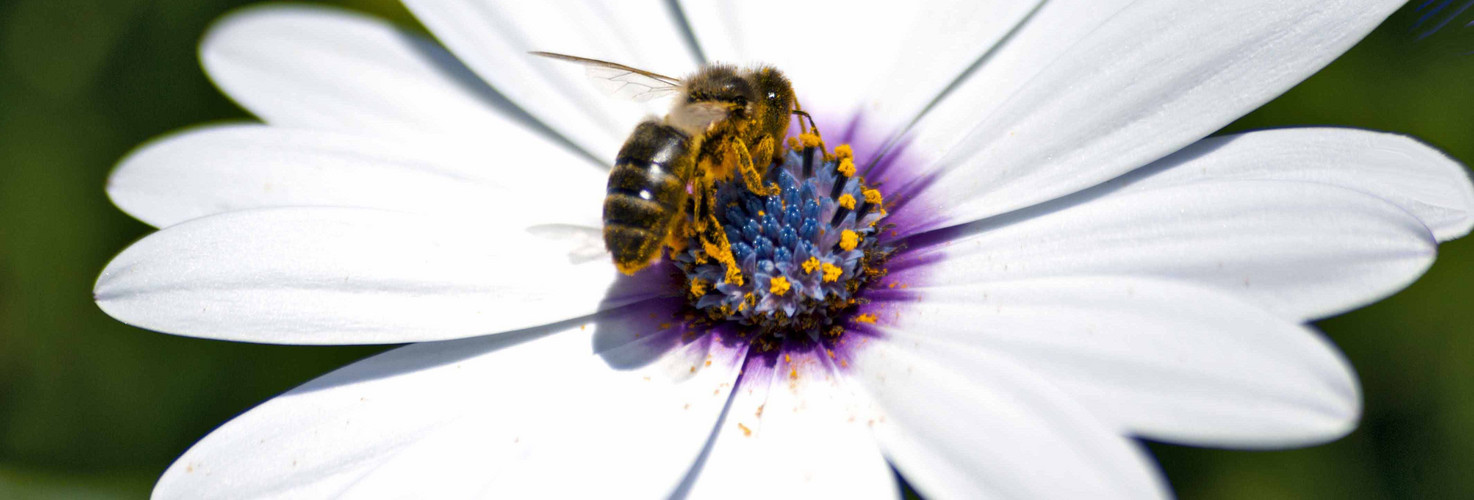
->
<box><xmin>802</xmin><ymin>257</ymin><xmax>820</xmax><ymax>274</ymax></box>
<box><xmin>837</xmin><ymin>158</ymin><xmax>856</xmax><ymax>177</ymax></box>
<box><xmin>821</xmin><ymin>263</ymin><xmax>843</xmax><ymax>282</ymax></box>
<box><xmin>785</xmin><ymin>354</ymin><xmax>792</xmax><ymax>363</ymax></box>
<box><xmin>724</xmin><ymin>263</ymin><xmax>744</xmax><ymax>287</ymax></box>
<box><xmin>835</xmin><ymin>144</ymin><xmax>853</xmax><ymax>159</ymax></box>
<box><xmin>862</xmin><ymin>188</ymin><xmax>883</xmax><ymax>204</ymax></box>
<box><xmin>838</xmin><ymin>194</ymin><xmax>856</xmax><ymax>210</ymax></box>
<box><xmin>839</xmin><ymin>230</ymin><xmax>859</xmax><ymax>251</ymax></box>
<box><xmin>769</xmin><ymin>276</ymin><xmax>791</xmax><ymax>296</ymax></box>
<box><xmin>789</xmin><ymin>367</ymin><xmax>798</xmax><ymax>380</ymax></box>
<box><xmin>854</xmin><ymin>313</ymin><xmax>878</xmax><ymax>324</ymax></box>
<box><xmin>738</xmin><ymin>422</ymin><xmax>752</xmax><ymax>437</ymax></box>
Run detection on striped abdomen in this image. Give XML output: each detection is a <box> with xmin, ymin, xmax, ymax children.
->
<box><xmin>604</xmin><ymin>120</ymin><xmax>695</xmax><ymax>274</ymax></box>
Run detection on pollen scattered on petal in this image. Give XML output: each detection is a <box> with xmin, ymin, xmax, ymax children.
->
<box><xmin>839</xmin><ymin>230</ymin><xmax>859</xmax><ymax>251</ymax></box>
<box><xmin>769</xmin><ymin>276</ymin><xmax>791</xmax><ymax>296</ymax></box>
<box><xmin>821</xmin><ymin>263</ymin><xmax>843</xmax><ymax>282</ymax></box>
<box><xmin>853</xmin><ymin>313</ymin><xmax>877</xmax><ymax>324</ymax></box>
<box><xmin>837</xmin><ymin>194</ymin><xmax>856</xmax><ymax>210</ymax></box>
<box><xmin>802</xmin><ymin>257</ymin><xmax>821</xmax><ymax>274</ymax></box>
<box><xmin>837</xmin><ymin>158</ymin><xmax>856</xmax><ymax>177</ymax></box>
<box><xmin>738</xmin><ymin>422</ymin><xmax>752</xmax><ymax>437</ymax></box>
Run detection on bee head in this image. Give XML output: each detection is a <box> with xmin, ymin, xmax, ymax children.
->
<box><xmin>748</xmin><ymin>67</ymin><xmax>795</xmax><ymax>143</ymax></box>
<box><xmin>685</xmin><ymin>65</ymin><xmax>755</xmax><ymax>116</ymax></box>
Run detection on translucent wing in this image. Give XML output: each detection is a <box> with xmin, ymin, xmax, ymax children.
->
<box><xmin>530</xmin><ymin>51</ymin><xmax>683</xmax><ymax>103</ymax></box>
<box><xmin>525</xmin><ymin>224</ymin><xmax>607</xmax><ymax>265</ymax></box>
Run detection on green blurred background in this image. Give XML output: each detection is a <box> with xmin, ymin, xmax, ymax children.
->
<box><xmin>0</xmin><ymin>1</ymin><xmax>1471</xmax><ymax>498</ymax></box>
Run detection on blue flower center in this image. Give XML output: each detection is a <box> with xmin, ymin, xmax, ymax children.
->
<box><xmin>674</xmin><ymin>139</ymin><xmax>893</xmax><ymax>348</ymax></box>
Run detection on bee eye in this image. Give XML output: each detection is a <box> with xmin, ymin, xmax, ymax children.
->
<box><xmin>767</xmin><ymin>91</ymin><xmax>778</xmax><ymax>100</ymax></box>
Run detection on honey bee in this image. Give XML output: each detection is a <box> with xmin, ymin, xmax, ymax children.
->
<box><xmin>531</xmin><ymin>52</ymin><xmax>812</xmax><ymax>275</ymax></box>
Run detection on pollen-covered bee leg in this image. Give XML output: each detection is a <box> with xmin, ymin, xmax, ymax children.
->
<box><xmin>751</xmin><ymin>135</ymin><xmax>778</xmax><ymax>169</ymax></box>
<box><xmin>728</xmin><ymin>139</ymin><xmax>772</xmax><ymax>196</ymax></box>
<box><xmin>688</xmin><ymin>174</ymin><xmax>742</xmax><ymax>284</ymax></box>
<box><xmin>665</xmin><ymin>213</ymin><xmax>690</xmax><ymax>256</ymax></box>
<box><xmin>690</xmin><ymin>177</ymin><xmax>711</xmax><ymax>234</ymax></box>
<box><xmin>699</xmin><ymin>212</ymin><xmax>743</xmax><ymax>286</ymax></box>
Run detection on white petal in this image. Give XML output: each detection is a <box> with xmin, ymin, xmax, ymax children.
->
<box><xmin>94</xmin><ymin>207</ymin><xmax>663</xmax><ymax>344</ymax></box>
<box><xmin>153</xmin><ymin>302</ymin><xmax>748</xmax><ymax>498</ymax></box>
<box><xmin>874</xmin><ymin>276</ymin><xmax>1360</xmax><ymax>448</ymax></box>
<box><xmin>679</xmin><ymin>0</ymin><xmax>1043</xmax><ymax>128</ymax></box>
<box><xmin>904</xmin><ymin>0</ymin><xmax>1404</xmax><ymax>230</ymax></box>
<box><xmin>110</xmin><ymin>125</ymin><xmax>604</xmax><ymax>229</ymax></box>
<box><xmin>895</xmin><ymin>180</ymin><xmax>1435</xmax><ymax>321</ymax></box>
<box><xmin>850</xmin><ymin>337</ymin><xmax>1168</xmax><ymax>499</ymax></box>
<box><xmin>683</xmin><ymin>350</ymin><xmax>897</xmax><ymax>499</ymax></box>
<box><xmin>402</xmin><ymin>0</ymin><xmax>701</xmax><ymax>160</ymax></box>
<box><xmin>201</xmin><ymin>5</ymin><xmax>548</xmax><ymax>151</ymax></box>
<box><xmin>1115</xmin><ymin>128</ymin><xmax>1474</xmax><ymax>242</ymax></box>
<box><xmin>891</xmin><ymin>0</ymin><xmax>1133</xmax><ymax>149</ymax></box>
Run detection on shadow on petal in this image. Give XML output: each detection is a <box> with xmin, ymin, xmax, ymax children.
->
<box><xmin>395</xmin><ymin>27</ymin><xmax>601</xmax><ymax>166</ymax></box>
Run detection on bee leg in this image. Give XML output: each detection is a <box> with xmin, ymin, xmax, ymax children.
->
<box><xmin>665</xmin><ymin>211</ymin><xmax>690</xmax><ymax>256</ymax></box>
<box><xmin>691</xmin><ymin>175</ymin><xmax>711</xmax><ymax>233</ymax></box>
<box><xmin>689</xmin><ymin>173</ymin><xmax>745</xmax><ymax>286</ymax></box>
<box><xmin>700</xmin><ymin>212</ymin><xmax>743</xmax><ymax>286</ymax></box>
<box><xmin>729</xmin><ymin>139</ymin><xmax>773</xmax><ymax>196</ymax></box>
<box><xmin>751</xmin><ymin>135</ymin><xmax>779</xmax><ymax>169</ymax></box>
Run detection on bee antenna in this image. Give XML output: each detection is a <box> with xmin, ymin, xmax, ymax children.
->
<box><xmin>790</xmin><ymin>110</ymin><xmax>820</xmax><ymax>138</ymax></box>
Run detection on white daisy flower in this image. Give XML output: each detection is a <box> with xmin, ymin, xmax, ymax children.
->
<box><xmin>94</xmin><ymin>1</ymin><xmax>1474</xmax><ymax>498</ymax></box>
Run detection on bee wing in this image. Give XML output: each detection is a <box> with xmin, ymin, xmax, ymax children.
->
<box><xmin>525</xmin><ymin>224</ymin><xmax>608</xmax><ymax>265</ymax></box>
<box><xmin>530</xmin><ymin>51</ymin><xmax>682</xmax><ymax>103</ymax></box>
